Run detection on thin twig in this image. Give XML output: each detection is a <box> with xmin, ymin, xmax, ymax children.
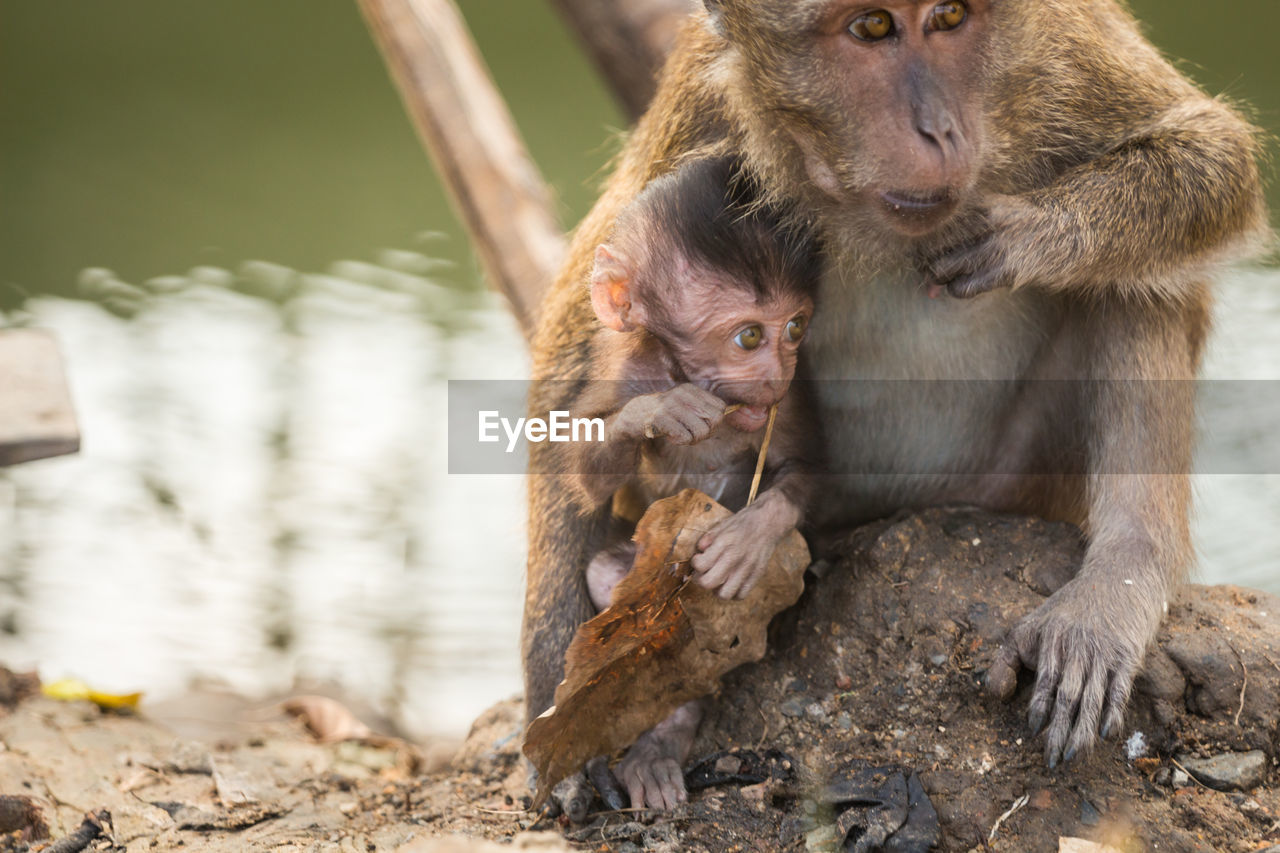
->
<box><xmin>987</xmin><ymin>794</ymin><xmax>1029</xmax><ymax>843</ymax></box>
<box><xmin>1169</xmin><ymin>758</ymin><xmax>1213</xmax><ymax>791</ymax></box>
<box><xmin>746</xmin><ymin>405</ymin><xmax>778</xmax><ymax>506</ymax></box>
<box><xmin>474</xmin><ymin>806</ymin><xmax>530</xmax><ymax>816</ymax></box>
<box><xmin>1229</xmin><ymin>642</ymin><xmax>1248</xmax><ymax>726</ymax></box>
<box><xmin>754</xmin><ymin>706</ymin><xmax>770</xmax><ymax>751</ymax></box>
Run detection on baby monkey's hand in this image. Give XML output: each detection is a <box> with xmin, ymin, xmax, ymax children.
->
<box><xmin>691</xmin><ymin>493</ymin><xmax>798</xmax><ymax>599</ymax></box>
<box><xmin>617</xmin><ymin>384</ymin><xmax>726</xmax><ymax>446</ymax></box>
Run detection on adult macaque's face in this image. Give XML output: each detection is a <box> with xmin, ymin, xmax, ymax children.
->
<box><xmin>723</xmin><ymin>0</ymin><xmax>991</xmax><ymax>235</ymax></box>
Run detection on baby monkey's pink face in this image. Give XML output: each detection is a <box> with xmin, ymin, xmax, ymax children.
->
<box><xmin>666</xmin><ymin>282</ymin><xmax>814</xmax><ymax>432</ymax></box>
<box><xmin>589</xmin><ymin>243</ymin><xmax>816</xmax><ymax>432</ymax></box>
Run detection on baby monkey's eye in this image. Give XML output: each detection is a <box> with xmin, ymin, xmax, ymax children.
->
<box><xmin>786</xmin><ymin>316</ymin><xmax>808</xmax><ymax>343</ymax></box>
<box><xmin>734</xmin><ymin>325</ymin><xmax>763</xmax><ymax>350</ymax></box>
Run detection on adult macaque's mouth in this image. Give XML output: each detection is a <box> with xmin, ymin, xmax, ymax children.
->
<box><xmin>875</xmin><ymin>189</ymin><xmax>958</xmax><ymax>235</ymax></box>
<box><xmin>879</xmin><ymin>189</ymin><xmax>953</xmax><ymax>210</ymax></box>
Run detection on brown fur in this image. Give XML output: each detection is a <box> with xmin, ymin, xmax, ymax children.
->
<box><xmin>525</xmin><ymin>0</ymin><xmax>1268</xmax><ymax>811</ymax></box>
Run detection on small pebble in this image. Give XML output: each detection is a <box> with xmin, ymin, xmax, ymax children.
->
<box><xmin>1080</xmin><ymin>798</ymin><xmax>1101</xmax><ymax>827</ymax></box>
<box><xmin>835</xmin><ymin>674</ymin><xmax>853</xmax><ymax>690</ymax></box>
<box><xmin>714</xmin><ymin>755</ymin><xmax>743</xmax><ymax>775</ymax></box>
<box><xmin>805</xmin><ymin>703</ymin><xmax>827</xmax><ymax>722</ymax></box>
<box><xmin>780</xmin><ymin>698</ymin><xmax>807</xmax><ymax>718</ymax></box>
<box><xmin>835</xmin><ymin>713</ymin><xmax>853</xmax><ymax>731</ymax></box>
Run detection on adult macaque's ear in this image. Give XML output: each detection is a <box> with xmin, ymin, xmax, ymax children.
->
<box><xmin>788</xmin><ymin>129</ymin><xmax>843</xmax><ymax>199</ymax></box>
<box><xmin>590</xmin><ymin>244</ymin><xmax>642</xmax><ymax>332</ymax></box>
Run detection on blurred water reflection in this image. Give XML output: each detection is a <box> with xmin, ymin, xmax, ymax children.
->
<box><xmin>0</xmin><ymin>257</ymin><xmax>527</xmax><ymax>737</ymax></box>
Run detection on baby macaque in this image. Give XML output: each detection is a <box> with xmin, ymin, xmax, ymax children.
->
<box><xmin>563</xmin><ymin>156</ymin><xmax>822</xmax><ymax>811</ymax></box>
<box><xmin>571</xmin><ymin>155</ymin><xmax>821</xmax><ymax>606</ymax></box>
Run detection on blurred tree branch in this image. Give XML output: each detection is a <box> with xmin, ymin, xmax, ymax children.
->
<box><xmin>356</xmin><ymin>0</ymin><xmax>566</xmax><ymax>336</ymax></box>
<box><xmin>550</xmin><ymin>0</ymin><xmax>695</xmax><ymax>120</ymax></box>
<box><xmin>355</xmin><ymin>0</ymin><xmax>694</xmax><ymax>337</ymax></box>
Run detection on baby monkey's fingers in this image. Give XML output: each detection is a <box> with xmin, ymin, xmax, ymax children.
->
<box><xmin>646</xmin><ymin>384</ymin><xmax>726</xmax><ymax>444</ymax></box>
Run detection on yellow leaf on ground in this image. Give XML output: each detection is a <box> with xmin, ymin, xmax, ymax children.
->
<box><xmin>42</xmin><ymin>679</ymin><xmax>142</xmax><ymax>710</ymax></box>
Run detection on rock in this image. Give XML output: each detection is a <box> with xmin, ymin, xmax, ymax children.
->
<box><xmin>452</xmin><ymin>697</ymin><xmax>523</xmax><ymax>773</ymax></box>
<box><xmin>696</xmin><ymin>507</ymin><xmax>1280</xmax><ymax>852</ymax></box>
<box><xmin>1161</xmin><ymin>587</ymin><xmax>1280</xmax><ymax>738</ymax></box>
<box><xmin>1175</xmin><ymin>751</ymin><xmax>1270</xmax><ymax>792</ymax></box>
<box><xmin>804</xmin><ymin>702</ymin><xmax>827</xmax><ymax>722</ymax></box>
<box><xmin>1079</xmin><ymin>798</ymin><xmax>1101</xmax><ymax>827</ymax></box>
<box><xmin>1133</xmin><ymin>649</ymin><xmax>1185</xmax><ymax>703</ymax></box>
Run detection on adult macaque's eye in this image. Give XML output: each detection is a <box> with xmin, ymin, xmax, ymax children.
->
<box><xmin>849</xmin><ymin>10</ymin><xmax>893</xmax><ymax>41</ymax></box>
<box><xmin>928</xmin><ymin>1</ymin><xmax>967</xmax><ymax>31</ymax></box>
<box><xmin>786</xmin><ymin>316</ymin><xmax>808</xmax><ymax>343</ymax></box>
<box><xmin>734</xmin><ymin>325</ymin><xmax>763</xmax><ymax>350</ymax></box>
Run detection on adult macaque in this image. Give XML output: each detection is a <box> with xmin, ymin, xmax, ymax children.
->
<box><xmin>564</xmin><ymin>156</ymin><xmax>820</xmax><ymax>811</ymax></box>
<box><xmin>524</xmin><ymin>0</ymin><xmax>1268</xmax><ymax>819</ymax></box>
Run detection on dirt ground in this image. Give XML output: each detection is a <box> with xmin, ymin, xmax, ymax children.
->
<box><xmin>1</xmin><ymin>508</ymin><xmax>1277</xmax><ymax>852</ymax></box>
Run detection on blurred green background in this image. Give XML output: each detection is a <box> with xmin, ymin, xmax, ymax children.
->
<box><xmin>0</xmin><ymin>1</ymin><xmax>1276</xmax><ymax>736</ymax></box>
<box><xmin>1</xmin><ymin>0</ymin><xmax>1276</xmax><ymax>304</ymax></box>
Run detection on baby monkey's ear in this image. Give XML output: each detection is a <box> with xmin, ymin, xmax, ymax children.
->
<box><xmin>590</xmin><ymin>244</ymin><xmax>645</xmax><ymax>332</ymax></box>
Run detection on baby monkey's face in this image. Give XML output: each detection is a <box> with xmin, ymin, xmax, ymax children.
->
<box><xmin>667</xmin><ymin>284</ymin><xmax>814</xmax><ymax>432</ymax></box>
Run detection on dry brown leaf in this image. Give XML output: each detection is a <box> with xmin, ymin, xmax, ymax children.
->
<box><xmin>282</xmin><ymin>695</ymin><xmax>372</xmax><ymax>743</ymax></box>
<box><xmin>523</xmin><ymin>488</ymin><xmax>809</xmax><ymax>807</ymax></box>
<box><xmin>282</xmin><ymin>694</ymin><xmax>425</xmax><ymax>774</ymax></box>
